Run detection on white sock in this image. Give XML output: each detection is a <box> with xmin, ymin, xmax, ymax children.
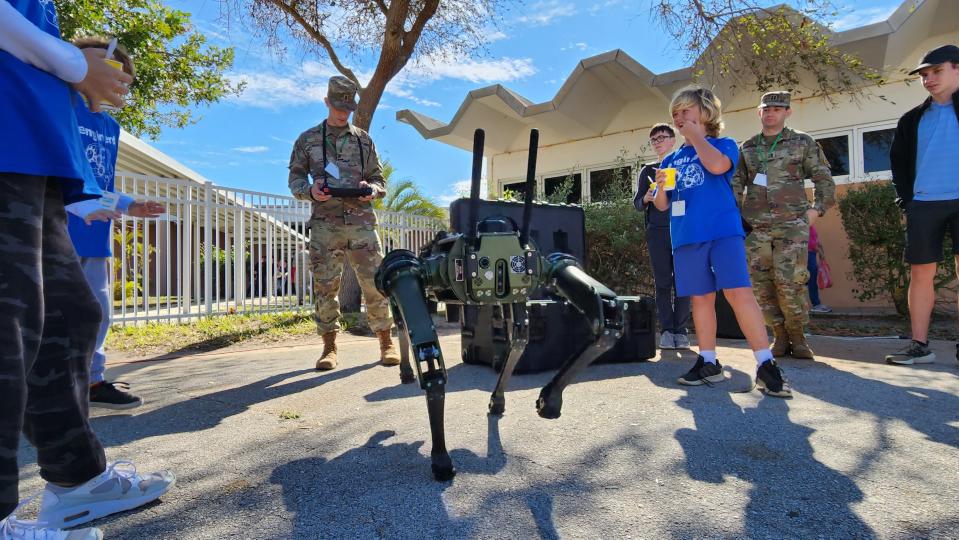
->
<box><xmin>700</xmin><ymin>350</ymin><xmax>717</xmax><ymax>364</ymax></box>
<box><xmin>754</xmin><ymin>348</ymin><xmax>774</xmax><ymax>367</ymax></box>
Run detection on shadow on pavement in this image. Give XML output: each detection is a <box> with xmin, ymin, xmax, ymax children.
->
<box><xmin>89</xmin><ymin>364</ymin><xmax>377</xmax><ymax>448</ymax></box>
<box><xmin>672</xmin><ymin>390</ymin><xmax>873</xmax><ymax>538</ymax></box>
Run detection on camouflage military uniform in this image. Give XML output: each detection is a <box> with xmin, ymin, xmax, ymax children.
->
<box><xmin>732</xmin><ymin>111</ymin><xmax>835</xmax><ymax>337</ymax></box>
<box><xmin>0</xmin><ymin>177</ymin><xmax>107</xmax><ymax>518</ymax></box>
<box><xmin>287</xmin><ymin>117</ymin><xmax>392</xmax><ymax>335</ymax></box>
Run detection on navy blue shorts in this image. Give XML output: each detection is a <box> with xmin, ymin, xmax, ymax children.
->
<box><xmin>673</xmin><ymin>235</ymin><xmax>752</xmax><ymax>297</ymax></box>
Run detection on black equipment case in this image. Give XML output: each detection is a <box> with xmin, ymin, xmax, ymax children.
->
<box><xmin>448</xmin><ymin>198</ymin><xmax>654</xmax><ymax>373</ymax></box>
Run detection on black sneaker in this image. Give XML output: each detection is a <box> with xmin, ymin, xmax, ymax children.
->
<box><xmin>885</xmin><ymin>340</ymin><xmax>935</xmax><ymax>365</ymax></box>
<box><xmin>755</xmin><ymin>360</ymin><xmax>792</xmax><ymax>398</ymax></box>
<box><xmin>89</xmin><ymin>381</ymin><xmax>144</xmax><ymax>410</ymax></box>
<box><xmin>677</xmin><ymin>356</ymin><xmax>725</xmax><ymax>386</ymax></box>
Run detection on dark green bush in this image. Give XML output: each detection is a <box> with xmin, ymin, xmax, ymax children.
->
<box><xmin>838</xmin><ymin>181</ymin><xmax>955</xmax><ymax>316</ymax></box>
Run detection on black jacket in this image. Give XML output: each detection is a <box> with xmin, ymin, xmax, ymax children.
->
<box><xmin>890</xmin><ymin>89</ymin><xmax>959</xmax><ymax>209</ymax></box>
<box><xmin>633</xmin><ymin>162</ymin><xmax>670</xmax><ymax>229</ymax></box>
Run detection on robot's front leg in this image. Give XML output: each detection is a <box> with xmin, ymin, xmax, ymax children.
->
<box><xmin>375</xmin><ymin>251</ymin><xmax>455</xmax><ymax>481</ymax></box>
<box><xmin>537</xmin><ymin>254</ymin><xmax>625</xmax><ymax>419</ymax></box>
<box><xmin>488</xmin><ymin>303</ymin><xmax>529</xmax><ymax>416</ymax></box>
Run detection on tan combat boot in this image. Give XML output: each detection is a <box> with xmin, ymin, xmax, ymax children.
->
<box><xmin>786</xmin><ymin>324</ymin><xmax>814</xmax><ymax>359</ymax></box>
<box><xmin>770</xmin><ymin>324</ymin><xmax>791</xmax><ymax>357</ymax></box>
<box><xmin>315</xmin><ymin>331</ymin><xmax>338</xmax><ymax>371</ymax></box>
<box><xmin>378</xmin><ymin>330</ymin><xmax>401</xmax><ymax>366</ymax></box>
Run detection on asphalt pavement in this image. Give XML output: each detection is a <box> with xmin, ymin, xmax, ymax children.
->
<box><xmin>15</xmin><ymin>327</ymin><xmax>959</xmax><ymax>539</ymax></box>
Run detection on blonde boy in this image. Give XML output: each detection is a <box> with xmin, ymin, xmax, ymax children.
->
<box><xmin>652</xmin><ymin>86</ymin><xmax>791</xmax><ymax>397</ymax></box>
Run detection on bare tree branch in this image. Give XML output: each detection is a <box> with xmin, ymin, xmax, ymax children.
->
<box><xmin>263</xmin><ymin>0</ymin><xmax>360</xmax><ymax>85</ymax></box>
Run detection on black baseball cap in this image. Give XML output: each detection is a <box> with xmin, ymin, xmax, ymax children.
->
<box><xmin>909</xmin><ymin>44</ymin><xmax>959</xmax><ymax>75</ymax></box>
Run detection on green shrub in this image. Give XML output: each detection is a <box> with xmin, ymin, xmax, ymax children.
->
<box><xmin>838</xmin><ymin>181</ymin><xmax>955</xmax><ymax>316</ymax></box>
<box><xmin>582</xmin><ymin>166</ymin><xmax>653</xmax><ymax>296</ymax></box>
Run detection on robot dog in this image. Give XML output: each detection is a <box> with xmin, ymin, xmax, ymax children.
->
<box><xmin>375</xmin><ymin>129</ymin><xmax>628</xmax><ymax>481</ymax></box>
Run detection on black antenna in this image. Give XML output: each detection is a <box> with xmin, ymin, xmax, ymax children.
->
<box><xmin>519</xmin><ymin>129</ymin><xmax>538</xmax><ymax>247</ymax></box>
<box><xmin>468</xmin><ymin>128</ymin><xmax>484</xmax><ymax>241</ymax></box>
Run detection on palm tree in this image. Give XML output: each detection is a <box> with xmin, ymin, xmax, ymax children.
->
<box><xmin>373</xmin><ymin>162</ymin><xmax>446</xmax><ymax>219</ymax></box>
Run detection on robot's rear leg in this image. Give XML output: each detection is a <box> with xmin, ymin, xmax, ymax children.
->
<box><xmin>389</xmin><ymin>301</ymin><xmax>416</xmax><ymax>385</ymax></box>
<box><xmin>536</xmin><ymin>332</ymin><xmax>618</xmax><ymax>419</ymax></box>
<box><xmin>488</xmin><ymin>303</ymin><xmax>529</xmax><ymax>416</ymax></box>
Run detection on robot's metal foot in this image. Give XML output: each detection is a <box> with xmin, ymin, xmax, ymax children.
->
<box><xmin>487</xmin><ymin>393</ymin><xmax>506</xmax><ymax>416</ymax></box>
<box><xmin>425</xmin><ymin>384</ymin><xmax>454</xmax><ymax>481</ymax></box>
<box><xmin>399</xmin><ymin>366</ymin><xmax>416</xmax><ymax>385</ymax></box>
<box><xmin>536</xmin><ymin>383</ymin><xmax>563</xmax><ymax>419</ymax></box>
<box><xmin>431</xmin><ymin>451</ymin><xmax>457</xmax><ymax>481</ymax></box>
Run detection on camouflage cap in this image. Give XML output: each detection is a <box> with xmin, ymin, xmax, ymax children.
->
<box><xmin>328</xmin><ymin>76</ymin><xmax>358</xmax><ymax>111</ymax></box>
<box><xmin>759</xmin><ymin>91</ymin><xmax>791</xmax><ymax>108</ymax></box>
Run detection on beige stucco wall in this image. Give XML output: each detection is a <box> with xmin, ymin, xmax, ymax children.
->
<box><xmin>484</xmin><ymin>28</ymin><xmax>959</xmax><ymax>312</ymax></box>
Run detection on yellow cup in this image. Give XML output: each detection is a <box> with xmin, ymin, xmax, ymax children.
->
<box><xmin>97</xmin><ymin>58</ymin><xmax>124</xmax><ymax>111</ymax></box>
<box><xmin>662</xmin><ymin>168</ymin><xmax>677</xmax><ymax>191</ymax></box>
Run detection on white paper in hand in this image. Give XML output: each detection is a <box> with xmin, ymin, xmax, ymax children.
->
<box><xmin>753</xmin><ymin>173</ymin><xmax>768</xmax><ymax>187</ymax></box>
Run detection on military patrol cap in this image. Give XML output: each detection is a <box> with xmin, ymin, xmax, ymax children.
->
<box><xmin>328</xmin><ymin>76</ymin><xmax>358</xmax><ymax>111</ymax></box>
<box><xmin>759</xmin><ymin>91</ymin><xmax>791</xmax><ymax>109</ymax></box>
<box><xmin>908</xmin><ymin>44</ymin><xmax>959</xmax><ymax>75</ymax></box>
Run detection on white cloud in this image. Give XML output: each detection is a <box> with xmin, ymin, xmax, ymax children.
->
<box><xmin>485</xmin><ymin>30</ymin><xmax>508</xmax><ymax>42</ymax></box>
<box><xmin>516</xmin><ymin>1</ymin><xmax>576</xmax><ymax>26</ymax></box>
<box><xmin>227</xmin><ymin>54</ymin><xmax>535</xmax><ymax>110</ymax></box>
<box><xmin>405</xmin><ymin>56</ymin><xmax>536</xmax><ymax>84</ymax></box>
<box><xmin>227</xmin><ymin>71</ymin><xmax>326</xmax><ymax>108</ymax></box>
<box><xmin>561</xmin><ymin>42</ymin><xmax>588</xmax><ymax>52</ymax></box>
<box><xmin>588</xmin><ymin>0</ymin><xmax>625</xmax><ymax>16</ymax></box>
<box><xmin>436</xmin><ymin>179</ymin><xmax>488</xmax><ymax>206</ymax></box>
<box><xmin>232</xmin><ymin>145</ymin><xmax>269</xmax><ymax>153</ymax></box>
<box><xmin>831</xmin><ymin>5</ymin><xmax>898</xmax><ymax>31</ymax></box>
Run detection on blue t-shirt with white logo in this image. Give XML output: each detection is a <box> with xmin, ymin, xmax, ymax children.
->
<box><xmin>0</xmin><ymin>0</ymin><xmax>100</xmax><ymax>203</ymax></box>
<box><xmin>67</xmin><ymin>96</ymin><xmax>131</xmax><ymax>257</ymax></box>
<box><xmin>662</xmin><ymin>137</ymin><xmax>745</xmax><ymax>249</ymax></box>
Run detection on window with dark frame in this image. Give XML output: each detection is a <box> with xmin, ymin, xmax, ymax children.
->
<box><xmin>863</xmin><ymin>128</ymin><xmax>895</xmax><ymax>174</ymax></box>
<box><xmin>544</xmin><ymin>173</ymin><xmax>582</xmax><ymax>204</ymax></box>
<box><xmin>588</xmin><ymin>166</ymin><xmax>633</xmax><ymax>201</ymax></box>
<box><xmin>814</xmin><ymin>135</ymin><xmax>851</xmax><ymax>177</ymax></box>
<box><xmin>501</xmin><ymin>180</ymin><xmax>536</xmax><ymax>201</ymax></box>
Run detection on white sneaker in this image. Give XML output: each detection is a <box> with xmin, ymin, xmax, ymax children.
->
<box><xmin>673</xmin><ymin>333</ymin><xmax>691</xmax><ymax>349</ymax></box>
<box><xmin>1</xmin><ymin>499</ymin><xmax>102</xmax><ymax>540</ymax></box>
<box><xmin>38</xmin><ymin>461</ymin><xmax>175</xmax><ymax>529</ymax></box>
<box><xmin>659</xmin><ymin>331</ymin><xmax>675</xmax><ymax>350</ymax></box>
<box><xmin>810</xmin><ymin>304</ymin><xmax>833</xmax><ymax>314</ymax></box>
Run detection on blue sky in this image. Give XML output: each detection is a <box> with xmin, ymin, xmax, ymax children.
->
<box><xmin>152</xmin><ymin>0</ymin><xmax>903</xmax><ymax>205</ymax></box>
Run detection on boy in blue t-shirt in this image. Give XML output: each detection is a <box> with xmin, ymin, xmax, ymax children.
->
<box><xmin>66</xmin><ymin>38</ymin><xmax>164</xmax><ymax>411</ymax></box>
<box><xmin>652</xmin><ymin>86</ymin><xmax>791</xmax><ymax>398</ymax></box>
<box><xmin>0</xmin><ymin>4</ymin><xmax>173</xmax><ymax>537</ymax></box>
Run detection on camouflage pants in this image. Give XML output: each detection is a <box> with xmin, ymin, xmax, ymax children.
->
<box><xmin>746</xmin><ymin>225</ymin><xmax>811</xmax><ymax>328</ymax></box>
<box><xmin>0</xmin><ymin>175</ymin><xmax>107</xmax><ymax>520</ymax></box>
<box><xmin>309</xmin><ymin>222</ymin><xmax>392</xmax><ymax>334</ymax></box>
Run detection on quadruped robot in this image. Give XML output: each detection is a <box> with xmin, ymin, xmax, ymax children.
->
<box><xmin>374</xmin><ymin>128</ymin><xmax>630</xmax><ymax>481</ymax></box>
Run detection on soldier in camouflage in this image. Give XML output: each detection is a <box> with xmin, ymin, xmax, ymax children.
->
<box><xmin>288</xmin><ymin>76</ymin><xmax>400</xmax><ymax>370</ymax></box>
<box><xmin>732</xmin><ymin>91</ymin><xmax>836</xmax><ymax>359</ymax></box>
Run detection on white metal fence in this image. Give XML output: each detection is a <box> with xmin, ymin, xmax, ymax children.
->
<box><xmin>110</xmin><ymin>173</ymin><xmax>445</xmax><ymax>326</ymax></box>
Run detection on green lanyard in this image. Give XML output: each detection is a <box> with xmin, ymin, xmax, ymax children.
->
<box><xmin>755</xmin><ymin>131</ymin><xmax>783</xmax><ymax>174</ymax></box>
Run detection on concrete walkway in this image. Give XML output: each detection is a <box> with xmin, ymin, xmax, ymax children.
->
<box><xmin>16</xmin><ymin>329</ymin><xmax>959</xmax><ymax>539</ymax></box>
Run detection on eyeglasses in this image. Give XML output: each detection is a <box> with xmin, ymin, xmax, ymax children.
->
<box><xmin>649</xmin><ymin>135</ymin><xmax>674</xmax><ymax>144</ymax></box>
